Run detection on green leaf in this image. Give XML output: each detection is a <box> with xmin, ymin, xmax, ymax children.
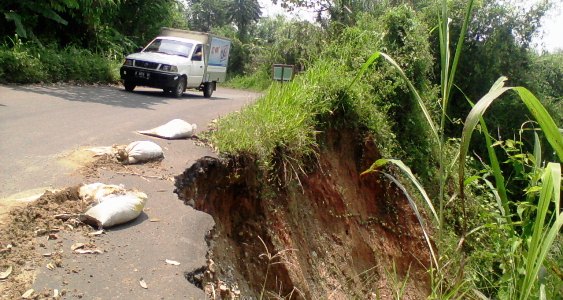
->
<box><xmin>460</xmin><ymin>85</ymin><xmax>511</xmax><ymax>222</ymax></box>
<box><xmin>445</xmin><ymin>0</ymin><xmax>475</xmax><ymax>109</ymax></box>
<box><xmin>4</xmin><ymin>12</ymin><xmax>27</xmax><ymax>38</ymax></box>
<box><xmin>524</xmin><ymin>186</ymin><xmax>542</xmax><ymax>195</ymax></box>
<box><xmin>463</xmin><ymin>175</ymin><xmax>480</xmax><ymax>186</ymax></box>
<box><xmin>26</xmin><ymin>4</ymin><xmax>69</xmax><ymax>25</ymax></box>
<box><xmin>513</xmin><ymin>87</ymin><xmax>563</xmax><ymax>162</ymax></box>
<box><xmin>459</xmin><ymin>80</ymin><xmax>563</xmax><ymax>227</ymax></box>
<box><xmin>519</xmin><ymin>163</ymin><xmax>561</xmax><ymax>300</ymax></box>
<box><xmin>347</xmin><ymin>51</ymin><xmax>380</xmax><ymax>90</ymax></box>
<box><xmin>533</xmin><ymin>131</ymin><xmax>541</xmax><ymax>170</ymax></box>
<box><xmin>460</xmin><ymin>78</ymin><xmax>510</xmax><ymax>188</ymax></box>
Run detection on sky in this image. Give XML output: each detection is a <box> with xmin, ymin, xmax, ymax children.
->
<box><xmin>258</xmin><ymin>0</ymin><xmax>563</xmax><ymax>52</ymax></box>
<box><xmin>535</xmin><ymin>4</ymin><xmax>563</xmax><ymax>52</ymax></box>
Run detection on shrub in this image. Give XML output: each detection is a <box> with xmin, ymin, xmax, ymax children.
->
<box><xmin>0</xmin><ymin>39</ymin><xmax>120</xmax><ymax>84</ymax></box>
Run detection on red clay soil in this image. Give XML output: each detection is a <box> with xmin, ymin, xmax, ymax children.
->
<box><xmin>175</xmin><ymin>128</ymin><xmax>431</xmax><ymax>299</ymax></box>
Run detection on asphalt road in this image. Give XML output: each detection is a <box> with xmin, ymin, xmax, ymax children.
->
<box><xmin>0</xmin><ymin>84</ymin><xmax>260</xmax><ymax>299</ymax></box>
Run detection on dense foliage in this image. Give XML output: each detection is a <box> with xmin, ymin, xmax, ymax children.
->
<box><xmin>209</xmin><ymin>1</ymin><xmax>562</xmax><ymax>299</ymax></box>
<box><xmin>0</xmin><ymin>1</ymin><xmax>561</xmax><ymax>297</ymax></box>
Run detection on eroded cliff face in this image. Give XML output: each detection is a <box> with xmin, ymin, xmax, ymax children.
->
<box><xmin>175</xmin><ymin>128</ymin><xmax>431</xmax><ymax>299</ymax></box>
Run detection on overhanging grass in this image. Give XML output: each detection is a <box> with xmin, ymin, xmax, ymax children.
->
<box><xmin>212</xmin><ymin>59</ymin><xmax>342</xmax><ymax>161</ymax></box>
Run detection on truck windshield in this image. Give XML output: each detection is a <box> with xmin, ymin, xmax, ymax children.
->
<box><xmin>144</xmin><ymin>39</ymin><xmax>193</xmax><ymax>57</ymax></box>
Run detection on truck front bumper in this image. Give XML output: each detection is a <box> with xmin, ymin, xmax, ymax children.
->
<box><xmin>120</xmin><ymin>66</ymin><xmax>180</xmax><ymax>89</ymax></box>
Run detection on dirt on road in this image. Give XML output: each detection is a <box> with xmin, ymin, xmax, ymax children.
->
<box><xmin>1</xmin><ymin>84</ymin><xmax>258</xmax><ymax>299</ymax></box>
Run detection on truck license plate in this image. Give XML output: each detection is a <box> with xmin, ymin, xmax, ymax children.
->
<box><xmin>136</xmin><ymin>71</ymin><xmax>150</xmax><ymax>79</ymax></box>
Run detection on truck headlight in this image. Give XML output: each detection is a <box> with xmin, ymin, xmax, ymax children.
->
<box><xmin>160</xmin><ymin>64</ymin><xmax>178</xmax><ymax>72</ymax></box>
<box><xmin>123</xmin><ymin>59</ymin><xmax>133</xmax><ymax>66</ymax></box>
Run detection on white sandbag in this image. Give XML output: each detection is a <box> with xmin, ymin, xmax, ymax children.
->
<box><xmin>138</xmin><ymin>119</ymin><xmax>197</xmax><ymax>139</ymax></box>
<box><xmin>84</xmin><ymin>191</ymin><xmax>147</xmax><ymax>228</ymax></box>
<box><xmin>79</xmin><ymin>183</ymin><xmax>127</xmax><ymax>203</ymax></box>
<box><xmin>122</xmin><ymin>141</ymin><xmax>163</xmax><ymax>164</ymax></box>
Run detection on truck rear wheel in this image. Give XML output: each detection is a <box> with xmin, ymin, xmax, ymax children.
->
<box><xmin>203</xmin><ymin>81</ymin><xmax>215</xmax><ymax>98</ymax></box>
<box><xmin>124</xmin><ymin>80</ymin><xmax>136</xmax><ymax>92</ymax></box>
<box><xmin>173</xmin><ymin>77</ymin><xmax>186</xmax><ymax>98</ymax></box>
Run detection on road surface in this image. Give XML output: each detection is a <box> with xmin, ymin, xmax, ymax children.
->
<box><xmin>0</xmin><ymin>84</ymin><xmax>260</xmax><ymax>299</ymax></box>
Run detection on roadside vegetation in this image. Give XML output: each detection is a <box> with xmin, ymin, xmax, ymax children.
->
<box><xmin>2</xmin><ymin>0</ymin><xmax>562</xmax><ymax>298</ymax></box>
<box><xmin>209</xmin><ymin>0</ymin><xmax>563</xmax><ymax>299</ymax></box>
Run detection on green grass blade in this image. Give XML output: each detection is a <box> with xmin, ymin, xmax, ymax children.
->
<box><xmin>4</xmin><ymin>12</ymin><xmax>27</xmax><ymax>38</ymax></box>
<box><xmin>488</xmin><ymin>76</ymin><xmax>509</xmax><ymax>93</ymax></box>
<box><xmin>482</xmin><ymin>178</ymin><xmax>507</xmax><ymax>218</ymax></box>
<box><xmin>512</xmin><ymin>87</ymin><xmax>563</xmax><ymax>162</ymax></box>
<box><xmin>381</xmin><ymin>172</ymin><xmax>439</xmax><ymax>269</ymax></box>
<box><xmin>534</xmin><ymin>131</ymin><xmax>542</xmax><ymax>168</ymax></box>
<box><xmin>459</xmin><ymin>86</ymin><xmax>511</xmax><ymax>223</ymax></box>
<box><xmin>378</xmin><ymin>52</ymin><xmax>439</xmax><ymax>143</ymax></box>
<box><xmin>520</xmin><ymin>163</ymin><xmax>561</xmax><ymax>300</ymax></box>
<box><xmin>347</xmin><ymin>52</ymin><xmax>439</xmax><ymax>143</ymax></box>
<box><xmin>459</xmin><ymin>78</ymin><xmax>562</xmax><ymax>203</ymax></box>
<box><xmin>446</xmin><ymin>0</ymin><xmax>475</xmax><ymax>108</ymax></box>
<box><xmin>363</xmin><ymin>158</ymin><xmax>439</xmax><ymax>223</ymax></box>
<box><xmin>459</xmin><ymin>78</ymin><xmax>510</xmax><ymax>205</ymax></box>
<box><xmin>347</xmin><ymin>51</ymin><xmax>381</xmax><ymax>90</ymax></box>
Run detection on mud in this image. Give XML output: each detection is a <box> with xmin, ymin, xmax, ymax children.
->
<box><xmin>175</xmin><ymin>128</ymin><xmax>431</xmax><ymax>299</ymax></box>
<box><xmin>0</xmin><ymin>187</ymin><xmax>96</xmax><ymax>299</ymax></box>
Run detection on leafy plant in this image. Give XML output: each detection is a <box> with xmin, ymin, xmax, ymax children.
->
<box><xmin>353</xmin><ymin>0</ymin><xmax>562</xmax><ymax>298</ymax></box>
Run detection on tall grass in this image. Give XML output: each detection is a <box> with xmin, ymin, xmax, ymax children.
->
<box><xmin>225</xmin><ymin>69</ymin><xmax>272</xmax><ymax>91</ymax></box>
<box><xmin>355</xmin><ymin>0</ymin><xmax>562</xmax><ymax>298</ymax></box>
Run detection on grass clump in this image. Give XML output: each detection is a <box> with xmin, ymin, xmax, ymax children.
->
<box><xmin>212</xmin><ymin>59</ymin><xmax>342</xmax><ymax>162</ymax></box>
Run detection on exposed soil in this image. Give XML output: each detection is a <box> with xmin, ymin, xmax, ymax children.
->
<box><xmin>75</xmin><ymin>152</ymin><xmax>173</xmax><ymax>181</ymax></box>
<box><xmin>0</xmin><ymin>187</ymin><xmax>96</xmax><ymax>299</ymax></box>
<box><xmin>175</xmin><ymin>128</ymin><xmax>431</xmax><ymax>299</ymax></box>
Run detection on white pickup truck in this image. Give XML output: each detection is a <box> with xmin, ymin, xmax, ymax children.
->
<box><xmin>120</xmin><ymin>28</ymin><xmax>231</xmax><ymax>98</ymax></box>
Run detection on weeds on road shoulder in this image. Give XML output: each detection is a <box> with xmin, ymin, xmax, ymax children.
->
<box><xmin>225</xmin><ymin>69</ymin><xmax>272</xmax><ymax>92</ymax></box>
<box><xmin>0</xmin><ymin>35</ymin><xmax>120</xmax><ymax>84</ymax></box>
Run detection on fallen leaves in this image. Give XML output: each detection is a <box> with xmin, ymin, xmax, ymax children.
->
<box><xmin>74</xmin><ymin>249</ymin><xmax>103</xmax><ymax>254</ymax></box>
<box><xmin>0</xmin><ymin>265</ymin><xmax>12</xmax><ymax>279</ymax></box>
<box><xmin>71</xmin><ymin>243</ymin><xmax>103</xmax><ymax>254</ymax></box>
<box><xmin>165</xmin><ymin>259</ymin><xmax>180</xmax><ymax>266</ymax></box>
<box><xmin>71</xmin><ymin>243</ymin><xmax>85</xmax><ymax>251</ymax></box>
<box><xmin>139</xmin><ymin>278</ymin><xmax>148</xmax><ymax>289</ymax></box>
<box><xmin>88</xmin><ymin>229</ymin><xmax>105</xmax><ymax>236</ymax></box>
<box><xmin>21</xmin><ymin>289</ymin><xmax>34</xmax><ymax>299</ymax></box>
<box><xmin>0</xmin><ymin>243</ymin><xmax>12</xmax><ymax>254</ymax></box>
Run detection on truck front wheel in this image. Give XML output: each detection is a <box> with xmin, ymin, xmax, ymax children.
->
<box><xmin>203</xmin><ymin>81</ymin><xmax>215</xmax><ymax>98</ymax></box>
<box><xmin>124</xmin><ymin>80</ymin><xmax>136</xmax><ymax>92</ymax></box>
<box><xmin>173</xmin><ymin>77</ymin><xmax>186</xmax><ymax>98</ymax></box>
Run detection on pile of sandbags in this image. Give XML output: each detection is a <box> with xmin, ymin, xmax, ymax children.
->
<box><xmin>79</xmin><ymin>183</ymin><xmax>147</xmax><ymax>228</ymax></box>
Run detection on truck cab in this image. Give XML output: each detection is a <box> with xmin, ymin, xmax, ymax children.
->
<box><xmin>120</xmin><ymin>28</ymin><xmax>230</xmax><ymax>98</ymax></box>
